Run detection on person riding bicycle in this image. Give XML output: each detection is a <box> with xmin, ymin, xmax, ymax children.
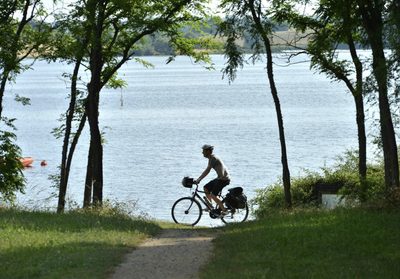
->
<box><xmin>194</xmin><ymin>144</ymin><xmax>230</xmax><ymax>217</ymax></box>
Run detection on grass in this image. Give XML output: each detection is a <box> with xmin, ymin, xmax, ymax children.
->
<box><xmin>2</xmin><ymin>205</ymin><xmax>399</xmax><ymax>279</ymax></box>
<box><xmin>200</xmin><ymin>208</ymin><xmax>400</xmax><ymax>279</ymax></box>
<box><xmin>0</xmin><ymin>207</ymin><xmax>162</xmax><ymax>279</ymax></box>
<box><xmin>0</xmin><ymin>205</ymin><xmax>212</xmax><ymax>279</ymax></box>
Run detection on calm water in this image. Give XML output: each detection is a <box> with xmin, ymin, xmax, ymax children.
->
<box><xmin>3</xmin><ymin>53</ymin><xmax>366</xmax><ymax>226</ymax></box>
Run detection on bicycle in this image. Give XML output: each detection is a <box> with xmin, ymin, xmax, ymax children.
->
<box><xmin>171</xmin><ymin>176</ymin><xmax>249</xmax><ymax>226</ymax></box>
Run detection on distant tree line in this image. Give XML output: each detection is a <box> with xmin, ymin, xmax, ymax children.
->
<box><xmin>131</xmin><ymin>20</ymin><xmax>291</xmax><ymax>56</ymax></box>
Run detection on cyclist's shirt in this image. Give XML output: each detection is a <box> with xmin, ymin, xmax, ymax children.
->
<box><xmin>209</xmin><ymin>154</ymin><xmax>230</xmax><ymax>181</ymax></box>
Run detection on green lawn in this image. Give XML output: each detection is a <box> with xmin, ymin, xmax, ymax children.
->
<box><xmin>1</xmin><ymin>206</ymin><xmax>399</xmax><ymax>279</ymax></box>
<box><xmin>200</xmin><ymin>208</ymin><xmax>400</xmax><ymax>279</ymax></box>
<box><xmin>0</xmin><ymin>207</ymin><xmax>161</xmax><ymax>279</ymax></box>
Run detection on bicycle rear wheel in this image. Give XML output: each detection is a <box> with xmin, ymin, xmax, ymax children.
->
<box><xmin>171</xmin><ymin>197</ymin><xmax>202</xmax><ymax>226</ymax></box>
<box><xmin>221</xmin><ymin>202</ymin><xmax>249</xmax><ymax>224</ymax></box>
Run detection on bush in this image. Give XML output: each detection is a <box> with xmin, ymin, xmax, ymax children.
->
<box><xmin>0</xmin><ymin>129</ymin><xmax>26</xmax><ymax>203</ymax></box>
<box><xmin>251</xmin><ymin>149</ymin><xmax>394</xmax><ymax>218</ymax></box>
<box><xmin>338</xmin><ymin>164</ymin><xmax>385</xmax><ymax>202</ymax></box>
<box><xmin>251</xmin><ymin>171</ymin><xmax>322</xmax><ymax>217</ymax></box>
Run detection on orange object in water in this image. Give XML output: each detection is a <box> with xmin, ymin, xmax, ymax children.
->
<box><xmin>41</xmin><ymin>160</ymin><xmax>47</xmax><ymax>166</ymax></box>
<box><xmin>19</xmin><ymin>157</ymin><xmax>34</xmax><ymax>167</ymax></box>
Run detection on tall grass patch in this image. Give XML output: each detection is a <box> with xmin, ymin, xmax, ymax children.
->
<box><xmin>0</xmin><ymin>207</ymin><xmax>161</xmax><ymax>279</ymax></box>
<box><xmin>201</xmin><ymin>208</ymin><xmax>400</xmax><ymax>279</ymax></box>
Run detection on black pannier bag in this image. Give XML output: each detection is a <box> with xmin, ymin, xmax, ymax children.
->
<box><xmin>226</xmin><ymin>187</ymin><xmax>247</xmax><ymax>209</ymax></box>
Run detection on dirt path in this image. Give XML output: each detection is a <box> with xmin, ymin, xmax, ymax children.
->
<box><xmin>109</xmin><ymin>229</ymin><xmax>220</xmax><ymax>279</ymax></box>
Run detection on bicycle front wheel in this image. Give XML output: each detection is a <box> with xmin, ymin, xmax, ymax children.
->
<box><xmin>171</xmin><ymin>197</ymin><xmax>202</xmax><ymax>226</ymax></box>
<box><xmin>221</xmin><ymin>203</ymin><xmax>249</xmax><ymax>224</ymax></box>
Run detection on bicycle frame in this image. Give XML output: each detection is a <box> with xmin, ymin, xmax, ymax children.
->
<box><xmin>190</xmin><ymin>184</ymin><xmax>218</xmax><ymax>214</ymax></box>
<box><xmin>172</xmin><ymin>179</ymin><xmax>249</xmax><ymax>226</ymax></box>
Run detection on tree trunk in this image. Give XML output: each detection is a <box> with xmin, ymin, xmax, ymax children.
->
<box><xmin>358</xmin><ymin>0</ymin><xmax>399</xmax><ymax>190</ymax></box>
<box><xmin>249</xmin><ymin>0</ymin><xmax>291</xmax><ymax>207</ymax></box>
<box><xmin>355</xmin><ymin>92</ymin><xmax>367</xmax><ymax>177</ymax></box>
<box><xmin>57</xmin><ymin>58</ymin><xmax>83</xmax><ymax>213</ymax></box>
<box><xmin>85</xmin><ymin>0</ymin><xmax>105</xmax><ymax>206</ymax></box>
<box><xmin>84</xmin><ymin>141</ymin><xmax>93</xmax><ymax>207</ymax></box>
<box><xmin>86</xmin><ymin>83</ymin><xmax>103</xmax><ymax>206</ymax></box>
<box><xmin>348</xmin><ymin>35</ymin><xmax>367</xmax><ymax>178</ymax></box>
<box><xmin>0</xmin><ymin>75</ymin><xmax>7</xmax><ymax>120</ymax></box>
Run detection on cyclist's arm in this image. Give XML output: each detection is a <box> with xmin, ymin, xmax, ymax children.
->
<box><xmin>196</xmin><ymin>165</ymin><xmax>212</xmax><ymax>184</ymax></box>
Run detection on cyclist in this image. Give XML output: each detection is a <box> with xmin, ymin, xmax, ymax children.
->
<box><xmin>194</xmin><ymin>144</ymin><xmax>230</xmax><ymax>217</ymax></box>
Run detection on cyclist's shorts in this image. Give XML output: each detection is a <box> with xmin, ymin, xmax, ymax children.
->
<box><xmin>205</xmin><ymin>179</ymin><xmax>230</xmax><ymax>195</ymax></box>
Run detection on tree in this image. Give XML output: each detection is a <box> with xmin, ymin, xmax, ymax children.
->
<box><xmin>280</xmin><ymin>0</ymin><xmax>368</xmax><ymax>179</ymax></box>
<box><xmin>276</xmin><ymin>0</ymin><xmax>399</xmax><ymax>193</ymax></box>
<box><xmin>218</xmin><ymin>0</ymin><xmax>292</xmax><ymax>207</ymax></box>
<box><xmin>0</xmin><ymin>0</ymin><xmax>52</xmax><ymax>200</ymax></box>
<box><xmin>356</xmin><ymin>0</ymin><xmax>399</xmax><ymax>190</ymax></box>
<box><xmin>0</xmin><ymin>0</ymin><xmax>51</xmax><ymax>121</ymax></box>
<box><xmin>53</xmin><ymin>0</ymin><xmax>219</xmax><ymax>211</ymax></box>
<box><xmin>0</xmin><ymin>128</ymin><xmax>25</xmax><ymax>203</ymax></box>
<box><xmin>388</xmin><ymin>0</ymin><xmax>400</xmax><ymax>63</ymax></box>
<box><xmin>49</xmin><ymin>9</ymin><xmax>92</xmax><ymax>212</ymax></box>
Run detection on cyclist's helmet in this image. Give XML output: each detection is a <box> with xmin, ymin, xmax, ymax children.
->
<box><xmin>202</xmin><ymin>144</ymin><xmax>214</xmax><ymax>151</ymax></box>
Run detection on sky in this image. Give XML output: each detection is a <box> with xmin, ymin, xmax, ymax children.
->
<box><xmin>40</xmin><ymin>0</ymin><xmax>313</xmax><ymax>17</ymax></box>
<box><xmin>38</xmin><ymin>0</ymin><xmax>222</xmax><ymax>21</ymax></box>
<box><xmin>42</xmin><ymin>0</ymin><xmax>72</xmax><ymax>9</ymax></box>
<box><xmin>41</xmin><ymin>0</ymin><xmax>219</xmax><ymax>10</ymax></box>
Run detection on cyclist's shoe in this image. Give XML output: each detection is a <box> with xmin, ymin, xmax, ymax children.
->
<box><xmin>215</xmin><ymin>209</ymin><xmax>229</xmax><ymax>219</ymax></box>
<box><xmin>221</xmin><ymin>210</ymin><xmax>229</xmax><ymax>217</ymax></box>
<box><xmin>212</xmin><ymin>209</ymin><xmax>221</xmax><ymax>217</ymax></box>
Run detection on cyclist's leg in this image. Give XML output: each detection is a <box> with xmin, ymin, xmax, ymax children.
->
<box><xmin>210</xmin><ymin>179</ymin><xmax>229</xmax><ymax>212</ymax></box>
<box><xmin>204</xmin><ymin>180</ymin><xmax>217</xmax><ymax>207</ymax></box>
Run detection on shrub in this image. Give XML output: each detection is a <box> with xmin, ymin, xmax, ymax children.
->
<box><xmin>251</xmin><ymin>171</ymin><xmax>323</xmax><ymax>218</ymax></box>
<box><xmin>0</xmin><ymin>129</ymin><xmax>26</xmax><ymax>203</ymax></box>
<box><xmin>251</xmin><ymin>149</ymin><xmax>394</xmax><ymax>218</ymax></box>
<box><xmin>338</xmin><ymin>164</ymin><xmax>385</xmax><ymax>202</ymax></box>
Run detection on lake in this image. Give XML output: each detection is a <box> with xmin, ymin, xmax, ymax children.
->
<box><xmin>3</xmin><ymin>52</ymin><xmax>370</xmax><ymax>226</ymax></box>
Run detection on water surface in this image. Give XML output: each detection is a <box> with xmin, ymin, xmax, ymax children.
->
<box><xmin>4</xmin><ymin>53</ymin><xmax>365</xmax><ymax>226</ymax></box>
